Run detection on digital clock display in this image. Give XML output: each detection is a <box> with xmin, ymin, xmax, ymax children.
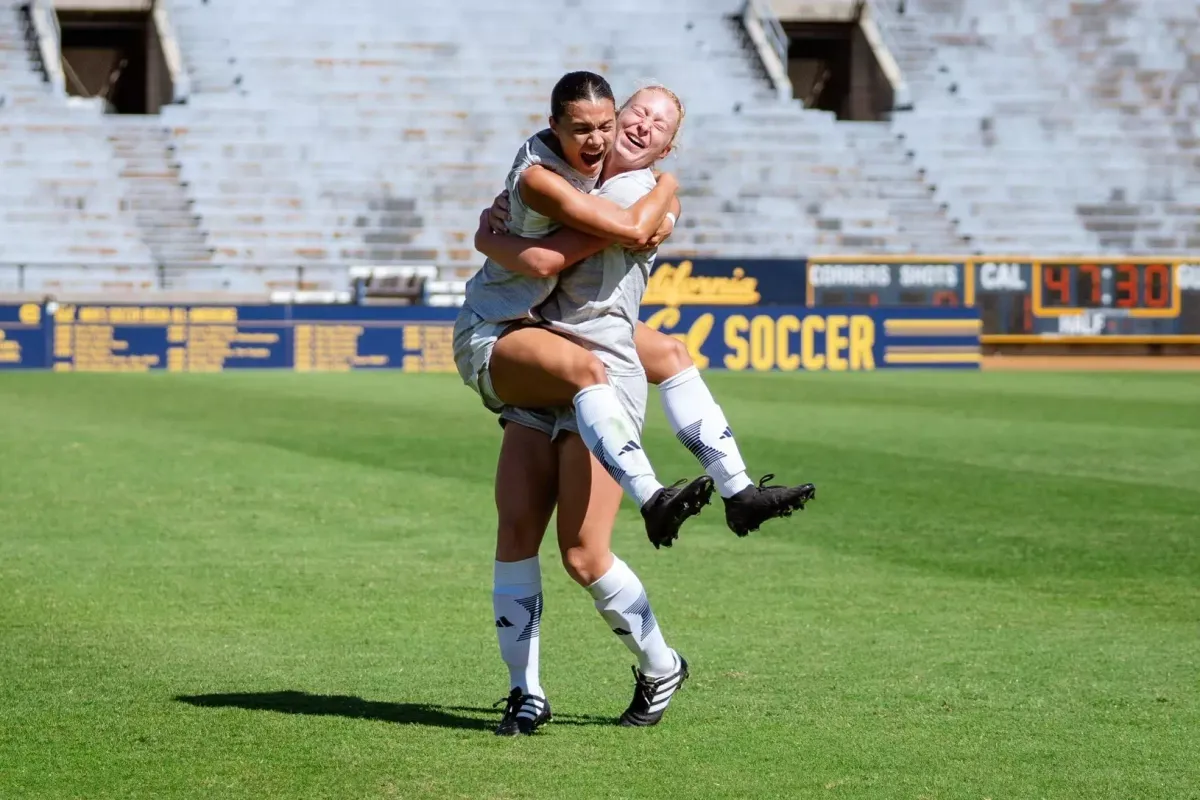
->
<box><xmin>1034</xmin><ymin>261</ymin><xmax>1180</xmax><ymax>317</ymax></box>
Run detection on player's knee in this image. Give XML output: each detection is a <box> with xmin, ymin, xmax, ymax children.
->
<box><xmin>568</xmin><ymin>352</ymin><xmax>608</xmax><ymax>391</ymax></box>
<box><xmin>662</xmin><ymin>336</ymin><xmax>694</xmax><ymax>377</ymax></box>
<box><xmin>560</xmin><ymin>545</ymin><xmax>608</xmax><ymax>587</ymax></box>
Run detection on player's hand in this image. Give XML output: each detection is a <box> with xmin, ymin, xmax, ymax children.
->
<box><xmin>640</xmin><ymin>213</ymin><xmax>676</xmax><ymax>251</ymax></box>
<box><xmin>488</xmin><ymin>189</ymin><xmax>512</xmax><ymax>234</ymax></box>
<box><xmin>476</xmin><ymin>208</ymin><xmax>493</xmax><ymax>239</ymax></box>
<box><xmin>652</xmin><ymin>171</ymin><xmax>678</xmax><ymax>191</ymax></box>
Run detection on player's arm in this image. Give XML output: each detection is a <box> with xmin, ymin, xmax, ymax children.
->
<box><xmin>474</xmin><ymin>210</ymin><xmax>612</xmax><ymax>279</ymax></box>
<box><xmin>518</xmin><ymin>165</ymin><xmax>678</xmax><ymax>249</ymax></box>
<box><xmin>486</xmin><ymin>187</ymin><xmax>679</xmax><ymax>251</ymax></box>
<box><xmin>643</xmin><ymin>194</ymin><xmax>682</xmax><ymax>250</ymax></box>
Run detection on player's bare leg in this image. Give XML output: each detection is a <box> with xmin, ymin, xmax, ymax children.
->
<box><xmin>491</xmin><ymin>325</ymin><xmax>713</xmax><ymax>547</ymax></box>
<box><xmin>491</xmin><ymin>423</ymin><xmax>556</xmax><ymax>736</ymax></box>
<box><xmin>555</xmin><ymin>433</ymin><xmax>689</xmax><ymax>726</ymax></box>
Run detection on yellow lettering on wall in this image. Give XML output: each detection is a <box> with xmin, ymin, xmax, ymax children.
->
<box><xmin>850</xmin><ymin>315</ymin><xmax>876</xmax><ymax>370</ymax></box>
<box><xmin>18</xmin><ymin>304</ymin><xmax>40</xmax><ymax>325</ymax></box>
<box><xmin>682</xmin><ymin>314</ymin><xmax>713</xmax><ymax>370</ymax></box>
<box><xmin>802</xmin><ymin>315</ymin><xmax>825</xmax><ymax>371</ymax></box>
<box><xmin>143</xmin><ymin>307</ymin><xmax>170</xmax><ymax>324</ymax></box>
<box><xmin>644</xmin><ymin>261</ymin><xmax>762</xmax><ymax>307</ymax></box>
<box><xmin>750</xmin><ymin>315</ymin><xmax>774</xmax><ymax>371</ymax></box>
<box><xmin>189</xmin><ymin>307</ymin><xmax>238</xmax><ymax>323</ymax></box>
<box><xmin>776</xmin><ymin>315</ymin><xmax>800</xmax><ymax>371</ymax></box>
<box><xmin>644</xmin><ymin>307</ymin><xmax>680</xmax><ymax>331</ymax></box>
<box><xmin>827</xmin><ymin>315</ymin><xmax>849</xmax><ymax>372</ymax></box>
<box><xmin>724</xmin><ymin>314</ymin><xmax>749</xmax><ymax>370</ymax></box>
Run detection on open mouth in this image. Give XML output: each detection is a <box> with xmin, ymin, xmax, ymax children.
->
<box><xmin>580</xmin><ymin>150</ymin><xmax>604</xmax><ymax>168</ymax></box>
<box><xmin>625</xmin><ymin>132</ymin><xmax>646</xmax><ymax>150</ymax></box>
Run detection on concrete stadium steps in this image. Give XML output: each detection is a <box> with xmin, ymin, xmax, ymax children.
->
<box><xmin>151</xmin><ymin>0</ymin><xmax>959</xmax><ymax>266</ymax></box>
<box><xmin>107</xmin><ymin>118</ymin><xmax>213</xmax><ymax>265</ymax></box>
<box><xmin>1037</xmin><ymin>0</ymin><xmax>1200</xmax><ymax>252</ymax></box>
<box><xmin>6</xmin><ymin>0</ymin><xmax>1194</xmax><ymax>279</ymax></box>
<box><xmin>0</xmin><ymin>8</ymin><xmax>158</xmax><ymax>266</ymax></box>
<box><xmin>0</xmin><ymin>114</ymin><xmax>154</xmax><ymax>264</ymax></box>
<box><xmin>871</xmin><ymin>0</ymin><xmax>1200</xmax><ymax>255</ymax></box>
<box><xmin>0</xmin><ymin>5</ymin><xmax>56</xmax><ymax>110</ymax></box>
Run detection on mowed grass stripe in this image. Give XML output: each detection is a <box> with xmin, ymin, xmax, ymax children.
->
<box><xmin>702</xmin><ymin>370</ymin><xmax>1200</xmax><ymax>431</ymax></box>
<box><xmin>8</xmin><ymin>375</ymin><xmax>1193</xmax><ymax>594</ymax></box>
<box><xmin>1</xmin><ymin>372</ymin><xmax>1198</xmax><ymax>799</ymax></box>
<box><xmin>646</xmin><ymin>379</ymin><xmax>1200</xmax><ymax>492</ymax></box>
<box><xmin>3</xmin><ymin>373</ymin><xmax>1196</xmax><ymax>490</ymax></box>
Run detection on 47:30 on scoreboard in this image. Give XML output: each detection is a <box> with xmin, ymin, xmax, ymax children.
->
<box><xmin>996</xmin><ymin>257</ymin><xmax>1200</xmax><ymax>337</ymax></box>
<box><xmin>803</xmin><ymin>255</ymin><xmax>1200</xmax><ymax>338</ymax></box>
<box><xmin>1033</xmin><ymin>259</ymin><xmax>1178</xmax><ymax>315</ymax></box>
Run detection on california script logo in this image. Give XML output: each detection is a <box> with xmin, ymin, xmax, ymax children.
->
<box><xmin>644</xmin><ymin>261</ymin><xmax>761</xmax><ymax>307</ymax></box>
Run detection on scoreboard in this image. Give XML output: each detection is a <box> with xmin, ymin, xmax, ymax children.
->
<box><xmin>802</xmin><ymin>256</ymin><xmax>1200</xmax><ymax>340</ymax></box>
<box><xmin>806</xmin><ymin>258</ymin><xmax>967</xmax><ymax>308</ymax></box>
<box><xmin>977</xmin><ymin>258</ymin><xmax>1200</xmax><ymax>338</ymax></box>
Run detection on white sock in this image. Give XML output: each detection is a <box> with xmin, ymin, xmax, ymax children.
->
<box><xmin>658</xmin><ymin>367</ymin><xmax>754</xmax><ymax>499</ymax></box>
<box><xmin>573</xmin><ymin>384</ymin><xmax>662</xmax><ymax>508</ymax></box>
<box><xmin>585</xmin><ymin>555</ymin><xmax>677</xmax><ymax>678</ymax></box>
<box><xmin>493</xmin><ymin>557</ymin><xmax>543</xmax><ymax>697</ymax></box>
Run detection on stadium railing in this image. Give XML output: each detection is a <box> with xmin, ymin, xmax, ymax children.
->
<box><xmin>152</xmin><ymin>0</ymin><xmax>193</xmax><ymax>104</ymax></box>
<box><xmin>740</xmin><ymin>0</ymin><xmax>794</xmax><ymax>102</ymax></box>
<box><xmin>0</xmin><ymin>262</ymin><xmax>466</xmax><ymax>307</ymax></box>
<box><xmin>26</xmin><ymin>0</ymin><xmax>65</xmax><ymax>96</ymax></box>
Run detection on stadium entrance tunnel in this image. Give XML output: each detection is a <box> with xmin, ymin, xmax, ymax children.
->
<box><xmin>55</xmin><ymin>4</ymin><xmax>173</xmax><ymax>114</ymax></box>
<box><xmin>778</xmin><ymin>11</ymin><xmax>894</xmax><ymax>120</ymax></box>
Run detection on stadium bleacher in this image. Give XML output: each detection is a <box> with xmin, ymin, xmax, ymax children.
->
<box><xmin>156</xmin><ymin>0</ymin><xmax>966</xmax><ymax>272</ymax></box>
<box><xmin>1</xmin><ymin>0</ymin><xmax>1198</xmax><ymax>294</ymax></box>
<box><xmin>871</xmin><ymin>0</ymin><xmax>1200</xmax><ymax>253</ymax></box>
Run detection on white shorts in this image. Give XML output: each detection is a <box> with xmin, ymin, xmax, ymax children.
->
<box><xmin>501</xmin><ymin>370</ymin><xmax>648</xmax><ymax>441</ymax></box>
<box><xmin>453</xmin><ymin>307</ymin><xmax>509</xmax><ymax>412</ymax></box>
<box><xmin>453</xmin><ymin>307</ymin><xmax>648</xmax><ymax>441</ymax></box>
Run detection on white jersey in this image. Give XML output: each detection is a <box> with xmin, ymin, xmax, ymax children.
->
<box><xmin>537</xmin><ymin>169</ymin><xmax>658</xmax><ymax>376</ymax></box>
<box><xmin>462</xmin><ymin>130</ymin><xmax>598</xmax><ymax>324</ymax></box>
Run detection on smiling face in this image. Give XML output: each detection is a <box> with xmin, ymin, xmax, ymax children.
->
<box><xmin>609</xmin><ymin>87</ymin><xmax>683</xmax><ymax>172</ymax></box>
<box><xmin>548</xmin><ymin>97</ymin><xmax>617</xmax><ymax>178</ymax></box>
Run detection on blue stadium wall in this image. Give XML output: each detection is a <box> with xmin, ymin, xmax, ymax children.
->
<box><xmin>0</xmin><ymin>302</ymin><xmax>980</xmax><ymax>372</ymax></box>
<box><xmin>4</xmin><ymin>254</ymin><xmax>1199</xmax><ymax>371</ymax></box>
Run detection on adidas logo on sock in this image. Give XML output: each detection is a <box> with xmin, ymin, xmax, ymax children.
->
<box><xmin>611</xmin><ymin>627</ymin><xmax>632</xmax><ymax>636</ymax></box>
<box><xmin>619</xmin><ymin>441</ymin><xmax>642</xmax><ymax>455</ymax></box>
<box><xmin>496</xmin><ymin>617</ymin><xmax>515</xmax><ymax>628</ymax></box>
<box><xmin>719</xmin><ymin>426</ymin><xmax>734</xmax><ymax>440</ymax></box>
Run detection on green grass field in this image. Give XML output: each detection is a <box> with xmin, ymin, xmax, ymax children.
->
<box><xmin>1</xmin><ymin>370</ymin><xmax>1198</xmax><ymax>799</ymax></box>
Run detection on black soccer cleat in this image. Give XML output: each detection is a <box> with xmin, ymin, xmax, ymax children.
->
<box><xmin>723</xmin><ymin>474</ymin><xmax>816</xmax><ymax>537</ymax></box>
<box><xmin>641</xmin><ymin>476</ymin><xmax>715</xmax><ymax>549</ymax></box>
<box><xmin>494</xmin><ymin>687</ymin><xmax>551</xmax><ymax>736</ymax></box>
<box><xmin>619</xmin><ymin>653</ymin><xmax>689</xmax><ymax>727</ymax></box>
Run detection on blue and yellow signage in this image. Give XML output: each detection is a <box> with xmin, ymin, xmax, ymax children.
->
<box><xmin>647</xmin><ymin>256</ymin><xmax>1200</xmax><ymax>340</ymax></box>
<box><xmin>0</xmin><ymin>303</ymin><xmax>981</xmax><ymax>372</ymax></box>
<box><xmin>642</xmin><ymin>305</ymin><xmax>981</xmax><ymax>371</ymax></box>
<box><xmin>643</xmin><ymin>258</ymin><xmax>803</xmax><ymax>307</ymax></box>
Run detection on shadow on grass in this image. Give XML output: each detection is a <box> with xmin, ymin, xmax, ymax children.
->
<box><xmin>175</xmin><ymin>690</ymin><xmax>612</xmax><ymax>730</ymax></box>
